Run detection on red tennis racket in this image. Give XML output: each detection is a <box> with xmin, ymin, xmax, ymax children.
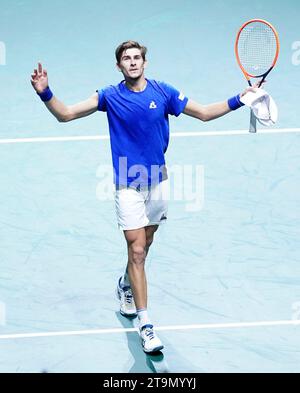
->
<box><xmin>235</xmin><ymin>19</ymin><xmax>280</xmax><ymax>133</ymax></box>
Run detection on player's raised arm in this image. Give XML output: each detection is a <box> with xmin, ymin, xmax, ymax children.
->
<box><xmin>183</xmin><ymin>84</ymin><xmax>260</xmax><ymax>122</ymax></box>
<box><xmin>31</xmin><ymin>62</ymin><xmax>98</xmax><ymax>122</ymax></box>
<box><xmin>183</xmin><ymin>99</ymin><xmax>231</xmax><ymax>122</ymax></box>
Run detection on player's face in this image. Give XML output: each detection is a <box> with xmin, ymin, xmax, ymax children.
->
<box><xmin>117</xmin><ymin>48</ymin><xmax>147</xmax><ymax>79</ymax></box>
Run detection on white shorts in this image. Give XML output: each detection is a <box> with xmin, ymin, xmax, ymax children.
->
<box><xmin>114</xmin><ymin>180</ymin><xmax>169</xmax><ymax>231</ymax></box>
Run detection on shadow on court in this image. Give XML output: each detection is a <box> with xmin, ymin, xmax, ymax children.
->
<box><xmin>115</xmin><ymin>312</ymin><xmax>170</xmax><ymax>373</ymax></box>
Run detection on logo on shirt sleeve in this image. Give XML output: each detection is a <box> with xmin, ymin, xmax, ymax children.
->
<box><xmin>178</xmin><ymin>92</ymin><xmax>185</xmax><ymax>101</ymax></box>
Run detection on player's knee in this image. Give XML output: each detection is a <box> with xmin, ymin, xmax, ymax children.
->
<box><xmin>129</xmin><ymin>244</ymin><xmax>146</xmax><ymax>265</ymax></box>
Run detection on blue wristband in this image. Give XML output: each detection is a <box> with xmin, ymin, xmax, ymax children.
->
<box><xmin>227</xmin><ymin>94</ymin><xmax>245</xmax><ymax>111</ymax></box>
<box><xmin>37</xmin><ymin>86</ymin><xmax>53</xmax><ymax>102</ymax></box>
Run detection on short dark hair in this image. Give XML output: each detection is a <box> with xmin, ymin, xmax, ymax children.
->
<box><xmin>115</xmin><ymin>40</ymin><xmax>147</xmax><ymax>64</ymax></box>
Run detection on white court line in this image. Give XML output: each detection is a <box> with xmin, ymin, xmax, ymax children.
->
<box><xmin>0</xmin><ymin>128</ymin><xmax>300</xmax><ymax>144</ymax></box>
<box><xmin>1</xmin><ymin>319</ymin><xmax>299</xmax><ymax>340</ymax></box>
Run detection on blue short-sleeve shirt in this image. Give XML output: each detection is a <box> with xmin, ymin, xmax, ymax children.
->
<box><xmin>97</xmin><ymin>79</ymin><xmax>188</xmax><ymax>187</ymax></box>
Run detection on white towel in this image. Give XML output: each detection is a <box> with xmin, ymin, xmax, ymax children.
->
<box><xmin>240</xmin><ymin>88</ymin><xmax>278</xmax><ymax>126</ymax></box>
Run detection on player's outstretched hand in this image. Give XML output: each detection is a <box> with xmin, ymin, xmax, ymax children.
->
<box><xmin>31</xmin><ymin>62</ymin><xmax>49</xmax><ymax>94</ymax></box>
<box><xmin>240</xmin><ymin>81</ymin><xmax>266</xmax><ymax>98</ymax></box>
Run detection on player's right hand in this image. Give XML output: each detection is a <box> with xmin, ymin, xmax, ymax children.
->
<box><xmin>31</xmin><ymin>62</ymin><xmax>49</xmax><ymax>93</ymax></box>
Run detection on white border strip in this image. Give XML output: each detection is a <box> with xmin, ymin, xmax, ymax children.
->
<box><xmin>173</xmin><ymin>128</ymin><xmax>300</xmax><ymax>137</ymax></box>
<box><xmin>1</xmin><ymin>320</ymin><xmax>299</xmax><ymax>340</ymax></box>
<box><xmin>0</xmin><ymin>135</ymin><xmax>107</xmax><ymax>145</ymax></box>
<box><xmin>0</xmin><ymin>128</ymin><xmax>300</xmax><ymax>145</ymax></box>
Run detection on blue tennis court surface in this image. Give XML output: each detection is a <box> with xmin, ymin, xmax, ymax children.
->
<box><xmin>1</xmin><ymin>0</ymin><xmax>300</xmax><ymax>373</ymax></box>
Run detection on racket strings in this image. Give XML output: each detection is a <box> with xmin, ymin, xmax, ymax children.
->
<box><xmin>237</xmin><ymin>22</ymin><xmax>277</xmax><ymax>76</ymax></box>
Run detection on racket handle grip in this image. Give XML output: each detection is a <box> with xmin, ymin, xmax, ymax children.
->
<box><xmin>249</xmin><ymin>110</ymin><xmax>257</xmax><ymax>133</ymax></box>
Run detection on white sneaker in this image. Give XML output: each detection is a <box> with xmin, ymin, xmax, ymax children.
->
<box><xmin>139</xmin><ymin>324</ymin><xmax>164</xmax><ymax>353</ymax></box>
<box><xmin>116</xmin><ymin>277</ymin><xmax>137</xmax><ymax>317</ymax></box>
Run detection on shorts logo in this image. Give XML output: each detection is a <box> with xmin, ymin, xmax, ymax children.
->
<box><xmin>149</xmin><ymin>101</ymin><xmax>157</xmax><ymax>109</ymax></box>
<box><xmin>160</xmin><ymin>214</ymin><xmax>167</xmax><ymax>221</ymax></box>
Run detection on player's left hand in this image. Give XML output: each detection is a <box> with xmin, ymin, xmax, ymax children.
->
<box><xmin>240</xmin><ymin>81</ymin><xmax>266</xmax><ymax>98</ymax></box>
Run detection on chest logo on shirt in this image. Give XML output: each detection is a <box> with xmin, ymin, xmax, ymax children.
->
<box><xmin>149</xmin><ymin>101</ymin><xmax>157</xmax><ymax>109</ymax></box>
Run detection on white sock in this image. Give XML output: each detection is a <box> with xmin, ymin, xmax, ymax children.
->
<box><xmin>137</xmin><ymin>308</ymin><xmax>152</xmax><ymax>329</ymax></box>
<box><xmin>120</xmin><ymin>271</ymin><xmax>130</xmax><ymax>288</ymax></box>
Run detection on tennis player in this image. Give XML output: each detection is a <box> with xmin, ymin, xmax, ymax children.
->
<box><xmin>31</xmin><ymin>40</ymin><xmax>250</xmax><ymax>353</ymax></box>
